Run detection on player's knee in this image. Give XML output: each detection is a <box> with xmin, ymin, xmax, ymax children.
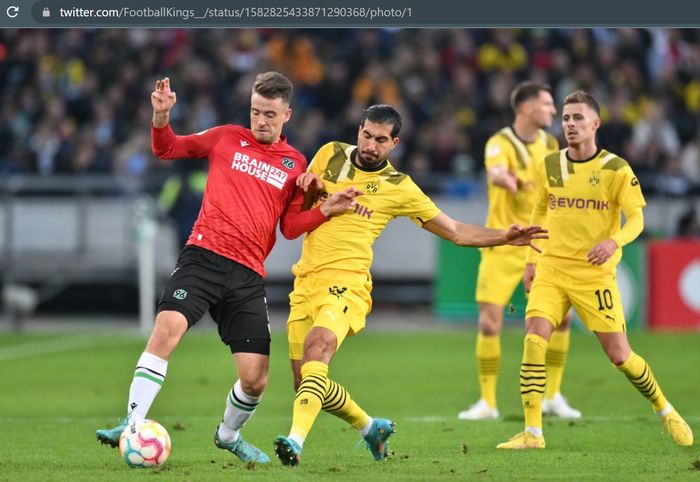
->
<box><xmin>304</xmin><ymin>339</ymin><xmax>332</xmax><ymax>360</ymax></box>
<box><xmin>152</xmin><ymin>311</ymin><xmax>187</xmax><ymax>339</ymax></box>
<box><xmin>146</xmin><ymin>313</ymin><xmax>187</xmax><ymax>357</ymax></box>
<box><xmin>303</xmin><ymin>329</ymin><xmax>337</xmax><ymax>362</ymax></box>
<box><xmin>239</xmin><ymin>374</ymin><xmax>267</xmax><ymax>397</ymax></box>
<box><xmin>479</xmin><ymin>322</ymin><xmax>501</xmax><ymax>336</ymax></box>
<box><xmin>606</xmin><ymin>348</ymin><xmax>629</xmax><ymax>366</ymax></box>
<box><xmin>478</xmin><ymin>305</ymin><xmax>503</xmax><ymax>335</ymax></box>
<box><xmin>525</xmin><ymin>317</ymin><xmax>554</xmax><ymax>340</ymax></box>
<box><xmin>598</xmin><ymin>334</ymin><xmax>631</xmax><ymax>365</ymax></box>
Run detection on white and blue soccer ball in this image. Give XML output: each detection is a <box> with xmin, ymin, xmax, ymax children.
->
<box><xmin>119</xmin><ymin>419</ymin><xmax>171</xmax><ymax>468</ymax></box>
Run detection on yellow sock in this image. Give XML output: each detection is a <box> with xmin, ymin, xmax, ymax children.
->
<box><xmin>617</xmin><ymin>352</ymin><xmax>668</xmax><ymax>412</ymax></box>
<box><xmin>322</xmin><ymin>379</ymin><xmax>371</xmax><ymax>431</ymax></box>
<box><xmin>521</xmin><ymin>333</ymin><xmax>548</xmax><ymax>430</ymax></box>
<box><xmin>476</xmin><ymin>333</ymin><xmax>500</xmax><ymax>408</ymax></box>
<box><xmin>544</xmin><ymin>329</ymin><xmax>570</xmax><ymax>399</ymax></box>
<box><xmin>290</xmin><ymin>361</ymin><xmax>330</xmax><ymax>441</ymax></box>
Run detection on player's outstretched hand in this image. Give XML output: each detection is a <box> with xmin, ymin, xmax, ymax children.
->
<box><xmin>151</xmin><ymin>77</ymin><xmax>177</xmax><ymax>114</ymax></box>
<box><xmin>320</xmin><ymin>187</ymin><xmax>364</xmax><ymax>217</ymax></box>
<box><xmin>505</xmin><ymin>224</ymin><xmax>548</xmax><ymax>252</ymax></box>
<box><xmin>296</xmin><ymin>172</ymin><xmax>325</xmax><ymax>194</ymax></box>
<box><xmin>587</xmin><ymin>239</ymin><xmax>618</xmax><ymax>265</ymax></box>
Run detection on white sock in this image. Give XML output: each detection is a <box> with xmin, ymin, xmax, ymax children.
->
<box><xmin>359</xmin><ymin>417</ymin><xmax>374</xmax><ymax>437</ymax></box>
<box><xmin>656</xmin><ymin>403</ymin><xmax>672</xmax><ymax>417</ymax></box>
<box><xmin>525</xmin><ymin>426</ymin><xmax>543</xmax><ymax>437</ymax></box>
<box><xmin>288</xmin><ymin>434</ymin><xmax>305</xmax><ymax>448</ymax></box>
<box><xmin>217</xmin><ymin>380</ymin><xmax>262</xmax><ymax>443</ymax></box>
<box><xmin>128</xmin><ymin>352</ymin><xmax>168</xmax><ymax>422</ymax></box>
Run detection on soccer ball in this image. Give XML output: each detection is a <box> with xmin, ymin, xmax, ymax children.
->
<box><xmin>119</xmin><ymin>419</ymin><xmax>171</xmax><ymax>468</ymax></box>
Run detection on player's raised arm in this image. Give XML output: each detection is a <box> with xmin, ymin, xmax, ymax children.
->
<box><xmin>150</xmin><ymin>77</ymin><xmax>225</xmax><ymax>160</ymax></box>
<box><xmin>151</xmin><ymin>77</ymin><xmax>177</xmax><ymax>128</ymax></box>
<box><xmin>422</xmin><ymin>212</ymin><xmax>548</xmax><ymax>250</ymax></box>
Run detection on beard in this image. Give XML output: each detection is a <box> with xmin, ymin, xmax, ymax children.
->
<box><xmin>357</xmin><ymin>151</ymin><xmax>383</xmax><ymax>168</ymax></box>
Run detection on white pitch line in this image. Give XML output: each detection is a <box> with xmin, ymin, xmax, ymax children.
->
<box><xmin>0</xmin><ymin>334</ymin><xmax>139</xmax><ymax>362</ymax></box>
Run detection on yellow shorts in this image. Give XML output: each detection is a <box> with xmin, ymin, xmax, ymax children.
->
<box><xmin>475</xmin><ymin>244</ymin><xmax>527</xmax><ymax>306</ymax></box>
<box><xmin>526</xmin><ymin>264</ymin><xmax>626</xmax><ymax>333</ymax></box>
<box><xmin>286</xmin><ymin>272</ymin><xmax>372</xmax><ymax>361</ymax></box>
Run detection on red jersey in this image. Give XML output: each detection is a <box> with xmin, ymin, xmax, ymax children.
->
<box><xmin>152</xmin><ymin>124</ymin><xmax>325</xmax><ymax>277</ymax></box>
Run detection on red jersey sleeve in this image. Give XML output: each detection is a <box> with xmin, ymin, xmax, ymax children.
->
<box><xmin>278</xmin><ymin>185</ymin><xmax>327</xmax><ymax>239</ymax></box>
<box><xmin>151</xmin><ymin>124</ymin><xmax>227</xmax><ymax>160</ymax></box>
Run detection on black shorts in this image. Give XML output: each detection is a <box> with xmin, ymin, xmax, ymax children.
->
<box><xmin>158</xmin><ymin>245</ymin><xmax>270</xmax><ymax>355</ymax></box>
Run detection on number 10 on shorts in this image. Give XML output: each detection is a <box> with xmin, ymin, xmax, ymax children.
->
<box><xmin>595</xmin><ymin>289</ymin><xmax>614</xmax><ymax>310</ymax></box>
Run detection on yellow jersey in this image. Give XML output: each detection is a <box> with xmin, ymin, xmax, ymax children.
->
<box><xmin>530</xmin><ymin>148</ymin><xmax>646</xmax><ymax>277</ymax></box>
<box><xmin>291</xmin><ymin>141</ymin><xmax>441</xmax><ymax>278</ymax></box>
<box><xmin>484</xmin><ymin>127</ymin><xmax>559</xmax><ymax>228</ymax></box>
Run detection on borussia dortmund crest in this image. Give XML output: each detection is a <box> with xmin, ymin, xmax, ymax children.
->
<box><xmin>282</xmin><ymin>157</ymin><xmax>295</xmax><ymax>170</ymax></box>
<box><xmin>329</xmin><ymin>286</ymin><xmax>347</xmax><ymax>298</ymax></box>
<box><xmin>588</xmin><ymin>171</ymin><xmax>601</xmax><ymax>187</ymax></box>
<box><xmin>364</xmin><ymin>181</ymin><xmax>379</xmax><ymax>194</ymax></box>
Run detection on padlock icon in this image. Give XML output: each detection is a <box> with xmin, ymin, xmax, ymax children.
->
<box><xmin>42</xmin><ymin>7</ymin><xmax>50</xmax><ymax>17</ymax></box>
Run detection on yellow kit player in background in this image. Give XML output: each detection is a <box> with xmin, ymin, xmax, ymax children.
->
<box><xmin>273</xmin><ymin>104</ymin><xmax>549</xmax><ymax>466</ymax></box>
<box><xmin>459</xmin><ymin>82</ymin><xmax>581</xmax><ymax>421</ymax></box>
<box><xmin>498</xmin><ymin>90</ymin><xmax>693</xmax><ymax>449</ymax></box>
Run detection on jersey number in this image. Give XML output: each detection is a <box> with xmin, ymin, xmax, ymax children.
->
<box><xmin>595</xmin><ymin>289</ymin><xmax>614</xmax><ymax>310</ymax></box>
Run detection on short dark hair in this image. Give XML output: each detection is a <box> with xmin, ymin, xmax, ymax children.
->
<box><xmin>510</xmin><ymin>81</ymin><xmax>552</xmax><ymax>113</ymax></box>
<box><xmin>359</xmin><ymin>104</ymin><xmax>402</xmax><ymax>138</ymax></box>
<box><xmin>253</xmin><ymin>71</ymin><xmax>293</xmax><ymax>104</ymax></box>
<box><xmin>563</xmin><ymin>90</ymin><xmax>600</xmax><ymax>116</ymax></box>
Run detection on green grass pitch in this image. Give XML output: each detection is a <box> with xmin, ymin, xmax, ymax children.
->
<box><xmin>1</xmin><ymin>324</ymin><xmax>698</xmax><ymax>481</ymax></box>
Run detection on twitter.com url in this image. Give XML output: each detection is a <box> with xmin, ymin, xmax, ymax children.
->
<box><xmin>57</xmin><ymin>6</ymin><xmax>413</xmax><ymax>21</ymax></box>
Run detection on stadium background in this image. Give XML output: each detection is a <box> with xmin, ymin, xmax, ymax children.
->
<box><xmin>1</xmin><ymin>28</ymin><xmax>699</xmax><ymax>331</ymax></box>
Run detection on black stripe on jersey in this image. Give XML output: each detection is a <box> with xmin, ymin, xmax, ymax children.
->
<box><xmin>500</xmin><ymin>130</ymin><xmax>527</xmax><ymax>169</ymax></box>
<box><xmin>322</xmin><ymin>142</ymin><xmax>351</xmax><ymax>183</ymax></box>
<box><xmin>379</xmin><ymin>165</ymin><xmax>407</xmax><ymax>185</ymax></box>
<box><xmin>544</xmin><ymin>153</ymin><xmax>564</xmax><ymax>187</ymax></box>
<box><xmin>545</xmin><ymin>133</ymin><xmax>559</xmax><ymax>151</ymax></box>
<box><xmin>601</xmin><ymin>156</ymin><xmax>629</xmax><ymax>171</ymax></box>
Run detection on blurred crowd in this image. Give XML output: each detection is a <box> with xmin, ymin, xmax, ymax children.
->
<box><xmin>1</xmin><ymin>28</ymin><xmax>700</xmax><ymax>196</ymax></box>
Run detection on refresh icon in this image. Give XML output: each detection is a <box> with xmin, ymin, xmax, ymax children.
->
<box><xmin>6</xmin><ymin>5</ymin><xmax>19</xmax><ymax>18</ymax></box>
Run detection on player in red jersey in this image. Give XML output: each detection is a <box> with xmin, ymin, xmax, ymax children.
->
<box><xmin>97</xmin><ymin>72</ymin><xmax>361</xmax><ymax>463</ymax></box>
